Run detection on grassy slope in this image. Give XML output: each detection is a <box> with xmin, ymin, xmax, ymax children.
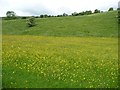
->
<box><xmin>2</xmin><ymin>11</ymin><xmax>118</xmax><ymax>88</ymax></box>
<box><xmin>2</xmin><ymin>11</ymin><xmax>118</xmax><ymax>37</ymax></box>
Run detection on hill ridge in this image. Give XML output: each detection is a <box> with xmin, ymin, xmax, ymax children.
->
<box><xmin>2</xmin><ymin>11</ymin><xmax>118</xmax><ymax>37</ymax></box>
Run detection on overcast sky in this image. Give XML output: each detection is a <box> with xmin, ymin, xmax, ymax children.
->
<box><xmin>0</xmin><ymin>0</ymin><xmax>119</xmax><ymax>16</ymax></box>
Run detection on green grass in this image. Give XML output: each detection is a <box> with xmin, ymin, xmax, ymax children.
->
<box><xmin>2</xmin><ymin>11</ymin><xmax>118</xmax><ymax>88</ymax></box>
<box><xmin>2</xmin><ymin>35</ymin><xmax>118</xmax><ymax>88</ymax></box>
<box><xmin>2</xmin><ymin>11</ymin><xmax>118</xmax><ymax>37</ymax></box>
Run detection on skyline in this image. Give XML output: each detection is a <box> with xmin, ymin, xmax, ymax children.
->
<box><xmin>0</xmin><ymin>0</ymin><xmax>119</xmax><ymax>16</ymax></box>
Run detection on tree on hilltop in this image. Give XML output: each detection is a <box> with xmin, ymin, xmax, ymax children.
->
<box><xmin>94</xmin><ymin>9</ymin><xmax>100</xmax><ymax>13</ymax></box>
<box><xmin>6</xmin><ymin>11</ymin><xmax>16</xmax><ymax>19</ymax></box>
<box><xmin>108</xmin><ymin>7</ymin><xmax>114</xmax><ymax>11</ymax></box>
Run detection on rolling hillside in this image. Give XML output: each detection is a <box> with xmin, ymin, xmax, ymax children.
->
<box><xmin>2</xmin><ymin>11</ymin><xmax>118</xmax><ymax>37</ymax></box>
<box><xmin>2</xmin><ymin>11</ymin><xmax>118</xmax><ymax>88</ymax></box>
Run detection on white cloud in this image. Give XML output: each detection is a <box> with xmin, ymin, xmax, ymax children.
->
<box><xmin>0</xmin><ymin>0</ymin><xmax>119</xmax><ymax>16</ymax></box>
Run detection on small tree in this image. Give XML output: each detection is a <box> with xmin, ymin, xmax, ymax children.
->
<box><xmin>40</xmin><ymin>15</ymin><xmax>44</xmax><ymax>18</ymax></box>
<box><xmin>79</xmin><ymin>11</ymin><xmax>85</xmax><ymax>15</ymax></box>
<box><xmin>108</xmin><ymin>7</ymin><xmax>114</xmax><ymax>11</ymax></box>
<box><xmin>72</xmin><ymin>12</ymin><xmax>79</xmax><ymax>16</ymax></box>
<box><xmin>21</xmin><ymin>16</ymin><xmax>27</xmax><ymax>19</ymax></box>
<box><xmin>44</xmin><ymin>14</ymin><xmax>48</xmax><ymax>18</ymax></box>
<box><xmin>84</xmin><ymin>10</ymin><xmax>92</xmax><ymax>15</ymax></box>
<box><xmin>26</xmin><ymin>17</ymin><xmax>36</xmax><ymax>27</ymax></box>
<box><xmin>63</xmin><ymin>13</ymin><xmax>68</xmax><ymax>16</ymax></box>
<box><xmin>6</xmin><ymin>11</ymin><xmax>16</xmax><ymax>19</ymax></box>
<box><xmin>118</xmin><ymin>9</ymin><xmax>120</xmax><ymax>24</ymax></box>
<box><xmin>94</xmin><ymin>9</ymin><xmax>100</xmax><ymax>13</ymax></box>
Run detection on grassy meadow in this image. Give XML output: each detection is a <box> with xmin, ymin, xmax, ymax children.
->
<box><xmin>2</xmin><ymin>11</ymin><xmax>118</xmax><ymax>88</ymax></box>
<box><xmin>3</xmin><ymin>11</ymin><xmax>118</xmax><ymax>37</ymax></box>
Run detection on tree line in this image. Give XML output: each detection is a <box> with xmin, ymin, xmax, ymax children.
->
<box><xmin>3</xmin><ymin>7</ymin><xmax>120</xmax><ymax>27</ymax></box>
<box><xmin>5</xmin><ymin>7</ymin><xmax>115</xmax><ymax>20</ymax></box>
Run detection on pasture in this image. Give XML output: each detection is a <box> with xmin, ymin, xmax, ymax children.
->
<box><xmin>2</xmin><ymin>11</ymin><xmax>118</xmax><ymax>88</ymax></box>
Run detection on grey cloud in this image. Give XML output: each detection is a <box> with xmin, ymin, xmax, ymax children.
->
<box><xmin>118</xmin><ymin>1</ymin><xmax>120</xmax><ymax>8</ymax></box>
<box><xmin>20</xmin><ymin>8</ymin><xmax>52</xmax><ymax>16</ymax></box>
<box><xmin>57</xmin><ymin>7</ymin><xmax>73</xmax><ymax>14</ymax></box>
<box><xmin>0</xmin><ymin>0</ymin><xmax>9</xmax><ymax>6</ymax></box>
<box><xmin>17</xmin><ymin>3</ymin><xmax>54</xmax><ymax>16</ymax></box>
<box><xmin>0</xmin><ymin>0</ymin><xmax>118</xmax><ymax>16</ymax></box>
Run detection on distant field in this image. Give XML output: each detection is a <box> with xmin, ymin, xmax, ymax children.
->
<box><xmin>2</xmin><ymin>11</ymin><xmax>118</xmax><ymax>37</ymax></box>
<box><xmin>2</xmin><ymin>11</ymin><xmax>118</xmax><ymax>88</ymax></box>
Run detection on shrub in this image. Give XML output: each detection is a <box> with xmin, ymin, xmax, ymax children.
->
<box><xmin>21</xmin><ymin>17</ymin><xmax>27</xmax><ymax>19</ymax></box>
<box><xmin>94</xmin><ymin>9</ymin><xmax>100</xmax><ymax>13</ymax></box>
<box><xmin>26</xmin><ymin>17</ymin><xmax>36</xmax><ymax>27</ymax></box>
<box><xmin>118</xmin><ymin>9</ymin><xmax>120</xmax><ymax>24</ymax></box>
<box><xmin>72</xmin><ymin>12</ymin><xmax>79</xmax><ymax>16</ymax></box>
<box><xmin>108</xmin><ymin>7</ymin><xmax>114</xmax><ymax>11</ymax></box>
